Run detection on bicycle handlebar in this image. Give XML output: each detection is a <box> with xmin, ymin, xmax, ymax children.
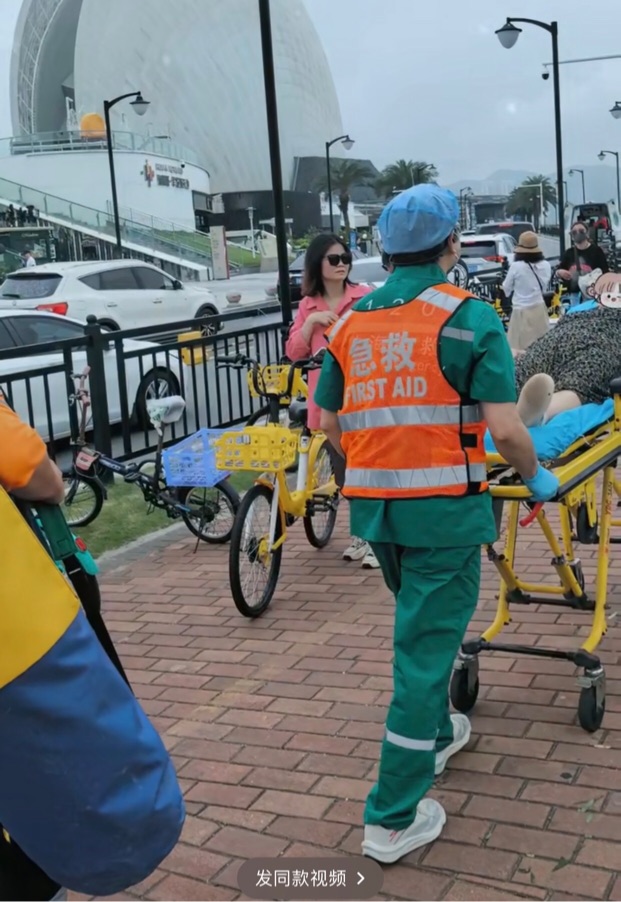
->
<box><xmin>216</xmin><ymin>350</ymin><xmax>326</xmax><ymax>398</ymax></box>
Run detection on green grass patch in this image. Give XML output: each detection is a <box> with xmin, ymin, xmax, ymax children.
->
<box><xmin>77</xmin><ymin>470</ymin><xmax>258</xmax><ymax>557</ymax></box>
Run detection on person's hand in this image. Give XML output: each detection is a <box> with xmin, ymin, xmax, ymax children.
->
<box><xmin>310</xmin><ymin>311</ymin><xmax>339</xmax><ymax>328</ymax></box>
<box><xmin>556</xmin><ymin>269</ymin><xmax>571</xmax><ymax>280</ymax></box>
<box><xmin>523</xmin><ymin>465</ymin><xmax>560</xmax><ymax>502</ymax></box>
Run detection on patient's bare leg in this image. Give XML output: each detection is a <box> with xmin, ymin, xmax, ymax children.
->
<box><xmin>544</xmin><ymin>390</ymin><xmax>582</xmax><ymax>422</ymax></box>
<box><xmin>517</xmin><ymin>374</ymin><xmax>555</xmax><ymax>427</ymax></box>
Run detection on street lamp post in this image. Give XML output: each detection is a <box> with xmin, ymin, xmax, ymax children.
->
<box><xmin>598</xmin><ymin>150</ymin><xmax>621</xmax><ymax>209</ymax></box>
<box><xmin>258</xmin><ymin>0</ymin><xmax>294</xmax><ymax>329</ymax></box>
<box><xmin>569</xmin><ymin>169</ymin><xmax>586</xmax><ymax>204</ymax></box>
<box><xmin>495</xmin><ymin>17</ymin><xmax>565</xmax><ymax>254</ymax></box>
<box><xmin>103</xmin><ymin>91</ymin><xmax>150</xmax><ymax>256</ymax></box>
<box><xmin>325</xmin><ymin>134</ymin><xmax>355</xmax><ymax>232</ymax></box>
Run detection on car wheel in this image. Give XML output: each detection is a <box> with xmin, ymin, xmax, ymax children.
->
<box><xmin>196</xmin><ymin>305</ymin><xmax>221</xmax><ymax>336</ymax></box>
<box><xmin>449</xmin><ymin>258</ymin><xmax>469</xmax><ymax>289</ymax></box>
<box><xmin>134</xmin><ymin>367</ymin><xmax>181</xmax><ymax>429</ymax></box>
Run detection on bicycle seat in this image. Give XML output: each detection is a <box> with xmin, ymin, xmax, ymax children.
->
<box><xmin>289</xmin><ymin>399</ymin><xmax>308</xmax><ymax>427</ymax></box>
<box><xmin>146</xmin><ymin>395</ymin><xmax>186</xmax><ymax>426</ymax></box>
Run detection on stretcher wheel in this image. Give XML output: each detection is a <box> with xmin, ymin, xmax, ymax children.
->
<box><xmin>578</xmin><ymin>686</ymin><xmax>605</xmax><ymax>733</ymax></box>
<box><xmin>450</xmin><ymin>667</ymin><xmax>479</xmax><ymax>713</ymax></box>
<box><xmin>576</xmin><ymin>504</ymin><xmax>598</xmax><ymax>544</ymax></box>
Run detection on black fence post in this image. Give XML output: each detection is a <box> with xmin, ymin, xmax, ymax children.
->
<box><xmin>84</xmin><ymin>315</ymin><xmax>112</xmax><ymax>462</ymax></box>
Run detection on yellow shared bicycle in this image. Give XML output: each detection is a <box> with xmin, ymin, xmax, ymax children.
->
<box><xmin>212</xmin><ymin>352</ymin><xmax>340</xmax><ymax>617</ymax></box>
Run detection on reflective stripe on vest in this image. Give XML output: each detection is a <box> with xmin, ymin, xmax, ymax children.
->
<box><xmin>345</xmin><ymin>463</ymin><xmax>487</xmax><ymax>491</ymax></box>
<box><xmin>339</xmin><ymin>402</ymin><xmax>482</xmax><ymax>432</ymax></box>
<box><xmin>417</xmin><ymin>286</ymin><xmax>464</xmax><ymax>313</ymax></box>
<box><xmin>442</xmin><ymin>326</ymin><xmax>475</xmax><ymax>342</ymax></box>
<box><xmin>325</xmin><ymin>308</ymin><xmax>354</xmax><ymax>342</ymax></box>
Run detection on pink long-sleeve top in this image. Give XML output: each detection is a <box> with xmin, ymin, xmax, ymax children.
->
<box><xmin>285</xmin><ymin>283</ymin><xmax>373</xmax><ymax>430</ymax></box>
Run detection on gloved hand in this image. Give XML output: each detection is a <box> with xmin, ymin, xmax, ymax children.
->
<box><xmin>523</xmin><ymin>464</ymin><xmax>560</xmax><ymax>502</ymax></box>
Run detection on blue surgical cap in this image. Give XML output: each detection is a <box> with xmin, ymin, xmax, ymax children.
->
<box><xmin>378</xmin><ymin>184</ymin><xmax>460</xmax><ymax>255</ymax></box>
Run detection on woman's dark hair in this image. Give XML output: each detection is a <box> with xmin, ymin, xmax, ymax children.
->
<box><xmin>302</xmin><ymin>233</ymin><xmax>353</xmax><ymax>297</ymax></box>
<box><xmin>515</xmin><ymin>251</ymin><xmax>544</xmax><ymax>263</ymax></box>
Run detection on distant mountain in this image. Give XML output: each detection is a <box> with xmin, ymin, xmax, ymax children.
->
<box><xmin>449</xmin><ymin>165</ymin><xmax>620</xmax><ymax>206</ymax></box>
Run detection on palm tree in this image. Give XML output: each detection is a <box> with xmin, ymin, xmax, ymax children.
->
<box><xmin>316</xmin><ymin>160</ymin><xmax>374</xmax><ymax>239</ymax></box>
<box><xmin>507</xmin><ymin>175</ymin><xmax>557</xmax><ymax>230</ymax></box>
<box><xmin>376</xmin><ymin>159</ymin><xmax>439</xmax><ymax>198</ymax></box>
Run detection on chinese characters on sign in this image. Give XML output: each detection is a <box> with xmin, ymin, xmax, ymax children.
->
<box><xmin>142</xmin><ymin>160</ymin><xmax>190</xmax><ymax>189</ymax></box>
<box><xmin>344</xmin><ymin>330</ymin><xmax>428</xmax><ymax>405</ymax></box>
<box><xmin>255</xmin><ymin>868</ymin><xmax>347</xmax><ymax>889</ymax></box>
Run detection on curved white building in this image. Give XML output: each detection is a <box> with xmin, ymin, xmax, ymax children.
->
<box><xmin>9</xmin><ymin>0</ymin><xmax>344</xmax><ymax>194</ymax></box>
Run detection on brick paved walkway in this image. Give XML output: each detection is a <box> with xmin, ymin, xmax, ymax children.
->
<box><xmin>76</xmin><ymin>509</ymin><xmax>621</xmax><ymax>902</ymax></box>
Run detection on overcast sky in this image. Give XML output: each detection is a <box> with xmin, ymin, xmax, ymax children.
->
<box><xmin>1</xmin><ymin>0</ymin><xmax>621</xmax><ymax>184</ymax></box>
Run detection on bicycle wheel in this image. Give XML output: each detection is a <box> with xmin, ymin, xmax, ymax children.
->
<box><xmin>246</xmin><ymin>404</ymin><xmax>291</xmax><ymax>427</ymax></box>
<box><xmin>62</xmin><ymin>473</ymin><xmax>104</xmax><ymax>527</ymax></box>
<box><xmin>303</xmin><ymin>438</ymin><xmax>339</xmax><ymax>548</ymax></box>
<box><xmin>230</xmin><ymin>482</ymin><xmax>283</xmax><ymax>618</ymax></box>
<box><xmin>177</xmin><ymin>480</ymin><xmax>240</xmax><ymax>544</ymax></box>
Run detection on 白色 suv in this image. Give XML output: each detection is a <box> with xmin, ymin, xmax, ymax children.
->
<box><xmin>0</xmin><ymin>259</ymin><xmax>224</xmax><ymax>334</ymax></box>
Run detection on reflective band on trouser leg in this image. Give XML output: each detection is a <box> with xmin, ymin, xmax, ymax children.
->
<box><xmin>385</xmin><ymin>730</ymin><xmax>435</xmax><ymax>751</ymax></box>
<box><xmin>346</xmin><ymin>463</ymin><xmax>487</xmax><ymax>491</ymax></box>
<box><xmin>339</xmin><ymin>403</ymin><xmax>482</xmax><ymax>432</ymax></box>
<box><xmin>364</xmin><ymin>544</ymin><xmax>481</xmax><ymax>831</ymax></box>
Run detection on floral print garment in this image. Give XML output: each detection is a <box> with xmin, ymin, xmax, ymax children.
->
<box><xmin>514</xmin><ymin>308</ymin><xmax>621</xmax><ymax>405</ymax></box>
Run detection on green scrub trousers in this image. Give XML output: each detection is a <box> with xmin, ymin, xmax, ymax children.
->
<box><xmin>364</xmin><ymin>542</ymin><xmax>481</xmax><ymax>831</ymax></box>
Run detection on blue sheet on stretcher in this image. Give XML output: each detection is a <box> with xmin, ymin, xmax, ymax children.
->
<box><xmin>484</xmin><ymin>399</ymin><xmax>614</xmax><ymax>461</ymax></box>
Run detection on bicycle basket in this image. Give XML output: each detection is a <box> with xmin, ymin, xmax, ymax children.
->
<box><xmin>162</xmin><ymin>428</ymin><xmax>231</xmax><ymax>487</ymax></box>
<box><xmin>212</xmin><ymin>425</ymin><xmax>297</xmax><ymax>472</ymax></box>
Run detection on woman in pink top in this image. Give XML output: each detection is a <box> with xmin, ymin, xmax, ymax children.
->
<box><xmin>285</xmin><ymin>233</ymin><xmax>378</xmax><ymax>569</ymax></box>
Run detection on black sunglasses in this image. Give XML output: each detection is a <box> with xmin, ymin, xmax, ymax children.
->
<box><xmin>325</xmin><ymin>253</ymin><xmax>352</xmax><ymax>266</ymax></box>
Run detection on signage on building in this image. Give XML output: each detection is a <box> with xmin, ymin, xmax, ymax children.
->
<box><xmin>142</xmin><ymin>159</ymin><xmax>190</xmax><ymax>190</ymax></box>
<box><xmin>210</xmin><ymin>225</ymin><xmax>229</xmax><ymax>280</ymax></box>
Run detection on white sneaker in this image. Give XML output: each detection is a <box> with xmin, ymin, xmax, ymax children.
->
<box><xmin>343</xmin><ymin>537</ymin><xmax>368</xmax><ymax>561</ymax></box>
<box><xmin>362</xmin><ymin>547</ymin><xmax>380</xmax><ymax>569</ymax></box>
<box><xmin>434</xmin><ymin>713</ymin><xmax>471</xmax><ymax>776</ymax></box>
<box><xmin>362</xmin><ymin>798</ymin><xmax>446</xmax><ymax>864</ymax></box>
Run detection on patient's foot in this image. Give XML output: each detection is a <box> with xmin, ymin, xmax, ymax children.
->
<box><xmin>517</xmin><ymin>374</ymin><xmax>555</xmax><ymax>427</ymax></box>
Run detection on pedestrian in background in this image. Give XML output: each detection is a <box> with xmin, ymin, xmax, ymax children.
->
<box><xmin>502</xmin><ymin>231</ymin><xmax>551</xmax><ymax>351</ymax></box>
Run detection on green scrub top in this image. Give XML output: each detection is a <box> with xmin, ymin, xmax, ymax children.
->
<box><xmin>314</xmin><ymin>263</ymin><xmax>517</xmax><ymax>548</ymax></box>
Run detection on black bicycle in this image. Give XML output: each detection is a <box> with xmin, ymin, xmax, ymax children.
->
<box><xmin>62</xmin><ymin>367</ymin><xmax>240</xmax><ymax>543</ymax></box>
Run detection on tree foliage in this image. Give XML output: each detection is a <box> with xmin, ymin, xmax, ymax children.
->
<box><xmin>376</xmin><ymin>159</ymin><xmax>439</xmax><ymax>198</ymax></box>
<box><xmin>316</xmin><ymin>159</ymin><xmax>375</xmax><ymax>236</ymax></box>
<box><xmin>507</xmin><ymin>175</ymin><xmax>557</xmax><ymax>230</ymax></box>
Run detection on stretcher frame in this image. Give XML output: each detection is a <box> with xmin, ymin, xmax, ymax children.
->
<box><xmin>450</xmin><ymin>383</ymin><xmax>621</xmax><ymax>733</ymax></box>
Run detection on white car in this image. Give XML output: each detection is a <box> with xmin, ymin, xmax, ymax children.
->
<box><xmin>459</xmin><ymin>234</ymin><xmax>516</xmax><ymax>276</ymax></box>
<box><xmin>0</xmin><ymin>259</ymin><xmax>224</xmax><ymax>334</ymax></box>
<box><xmin>0</xmin><ymin>309</ymin><xmax>181</xmax><ymax>442</ymax></box>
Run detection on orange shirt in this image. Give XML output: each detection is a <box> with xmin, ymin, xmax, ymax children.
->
<box><xmin>0</xmin><ymin>397</ymin><xmax>47</xmax><ymax>491</ymax></box>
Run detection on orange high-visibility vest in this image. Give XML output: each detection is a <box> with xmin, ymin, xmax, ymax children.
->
<box><xmin>325</xmin><ymin>281</ymin><xmax>488</xmax><ymax>500</ymax></box>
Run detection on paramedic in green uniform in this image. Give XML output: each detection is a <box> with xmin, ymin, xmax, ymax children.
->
<box><xmin>315</xmin><ymin>184</ymin><xmax>559</xmax><ymax>863</ymax></box>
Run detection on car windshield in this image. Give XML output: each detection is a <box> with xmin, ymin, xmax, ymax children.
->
<box><xmin>460</xmin><ymin>241</ymin><xmax>499</xmax><ymax>258</ymax></box>
<box><xmin>0</xmin><ymin>274</ymin><xmax>62</xmax><ymax>299</ymax></box>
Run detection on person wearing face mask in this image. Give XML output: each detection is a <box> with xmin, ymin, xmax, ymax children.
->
<box><xmin>556</xmin><ymin>223</ymin><xmax>609</xmax><ymax>306</ymax></box>
<box><xmin>315</xmin><ymin>184</ymin><xmax>558</xmax><ymax>862</ymax></box>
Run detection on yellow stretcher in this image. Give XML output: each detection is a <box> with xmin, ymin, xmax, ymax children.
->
<box><xmin>450</xmin><ymin>380</ymin><xmax>621</xmax><ymax>733</ymax></box>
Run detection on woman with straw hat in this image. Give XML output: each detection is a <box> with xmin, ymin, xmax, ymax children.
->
<box><xmin>502</xmin><ymin>231</ymin><xmax>552</xmax><ymax>351</ymax></box>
